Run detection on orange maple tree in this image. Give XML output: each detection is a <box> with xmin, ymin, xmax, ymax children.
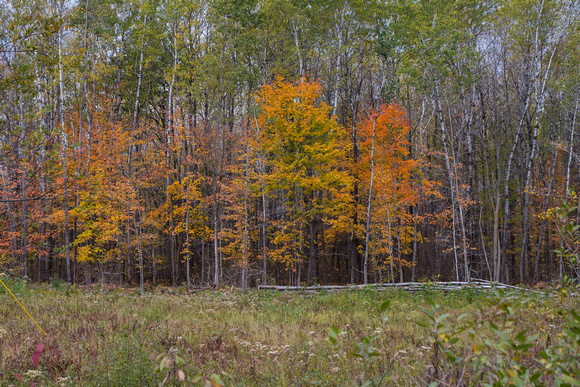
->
<box><xmin>359</xmin><ymin>103</ymin><xmax>425</xmax><ymax>282</ymax></box>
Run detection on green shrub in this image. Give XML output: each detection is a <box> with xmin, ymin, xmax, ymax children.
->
<box><xmin>330</xmin><ymin>193</ymin><xmax>580</xmax><ymax>386</ymax></box>
<box><xmin>84</xmin><ymin>333</ymin><xmax>155</xmax><ymax>386</ymax></box>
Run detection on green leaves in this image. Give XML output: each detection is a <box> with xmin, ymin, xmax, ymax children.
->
<box><xmin>380</xmin><ymin>299</ymin><xmax>391</xmax><ymax>312</ymax></box>
<box><xmin>354</xmin><ymin>335</ymin><xmax>380</xmax><ymax>359</ymax></box>
<box><xmin>379</xmin><ymin>300</ymin><xmax>391</xmax><ymax>326</ymax></box>
<box><xmin>155</xmin><ymin>348</ymin><xmax>186</xmax><ymax>386</ymax></box>
<box><xmin>328</xmin><ymin>325</ymin><xmax>339</xmax><ymax>345</ymax></box>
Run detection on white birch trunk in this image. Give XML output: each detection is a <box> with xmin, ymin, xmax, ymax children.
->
<box><xmin>58</xmin><ymin>24</ymin><xmax>71</xmax><ymax>283</ymax></box>
<box><xmin>364</xmin><ymin>113</ymin><xmax>380</xmax><ymax>284</ymax></box>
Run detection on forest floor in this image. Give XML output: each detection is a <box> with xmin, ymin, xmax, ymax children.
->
<box><xmin>0</xmin><ymin>278</ymin><xmax>576</xmax><ymax>386</ymax></box>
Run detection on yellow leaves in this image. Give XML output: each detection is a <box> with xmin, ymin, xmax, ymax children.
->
<box><xmin>46</xmin><ymin>98</ymin><xmax>144</xmax><ymax>264</ymax></box>
<box><xmin>76</xmin><ymin>244</ymin><xmax>119</xmax><ymax>263</ymax></box>
<box><xmin>0</xmin><ymin>253</ymin><xmax>10</xmax><ymax>267</ymax></box>
<box><xmin>149</xmin><ymin>176</ymin><xmax>206</xmax><ymax>239</ymax></box>
<box><xmin>166</xmin><ymin>177</ymin><xmax>204</xmax><ymax>203</ymax></box>
<box><xmin>255</xmin><ymin>76</ymin><xmax>347</xmax><ymax>179</ymax></box>
<box><xmin>543</xmin><ymin>206</ymin><xmax>565</xmax><ymax>222</ymax></box>
<box><xmin>76</xmin><ymin>245</ymin><xmax>93</xmax><ymax>263</ymax></box>
<box><xmin>167</xmin><ymin>180</ymin><xmax>186</xmax><ymax>201</ymax></box>
<box><xmin>254</xmin><ymin>76</ymin><xmax>353</xmax><ymax>266</ymax></box>
<box><xmin>69</xmin><ymin>171</ymin><xmax>132</xmax><ymax>263</ymax></box>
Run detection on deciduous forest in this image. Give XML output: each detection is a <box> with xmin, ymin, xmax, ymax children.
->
<box><xmin>1</xmin><ymin>0</ymin><xmax>579</xmax><ymax>289</ymax></box>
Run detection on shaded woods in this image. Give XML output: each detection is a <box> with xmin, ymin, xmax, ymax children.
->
<box><xmin>1</xmin><ymin>0</ymin><xmax>579</xmax><ymax>288</ymax></box>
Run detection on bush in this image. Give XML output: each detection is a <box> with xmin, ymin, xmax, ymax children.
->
<box><xmin>330</xmin><ymin>193</ymin><xmax>580</xmax><ymax>386</ymax></box>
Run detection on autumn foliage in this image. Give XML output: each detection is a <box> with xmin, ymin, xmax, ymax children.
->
<box><xmin>254</xmin><ymin>77</ymin><xmax>352</xmax><ymax>284</ymax></box>
<box><xmin>356</xmin><ymin>105</ymin><xmax>423</xmax><ymax>281</ymax></box>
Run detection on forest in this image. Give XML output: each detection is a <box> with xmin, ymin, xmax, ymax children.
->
<box><xmin>1</xmin><ymin>0</ymin><xmax>579</xmax><ymax>290</ymax></box>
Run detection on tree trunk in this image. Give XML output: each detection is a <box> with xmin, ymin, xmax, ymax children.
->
<box><xmin>331</xmin><ymin>5</ymin><xmax>345</xmax><ymax>117</ymax></box>
<box><xmin>135</xmin><ymin>202</ymin><xmax>144</xmax><ymax>295</ymax></box>
<box><xmin>434</xmin><ymin>83</ymin><xmax>460</xmax><ymax>280</ymax></box>
<box><xmin>186</xmin><ymin>179</ymin><xmax>191</xmax><ymax>291</ymax></box>
<box><xmin>21</xmin><ymin>173</ymin><xmax>28</xmax><ymax>278</ymax></box>
<box><xmin>170</xmin><ymin>197</ymin><xmax>176</xmax><ymax>287</ymax></box>
<box><xmin>364</xmin><ymin>113</ymin><xmax>379</xmax><ymax>285</ymax></box>
<box><xmin>58</xmin><ymin>25</ymin><xmax>71</xmax><ymax>283</ymax></box>
<box><xmin>534</xmin><ymin>149</ymin><xmax>558</xmax><ymax>281</ymax></box>
<box><xmin>213</xmin><ymin>175</ymin><xmax>220</xmax><ymax>287</ymax></box>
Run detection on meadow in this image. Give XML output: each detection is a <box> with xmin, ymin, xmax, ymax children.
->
<box><xmin>0</xmin><ymin>277</ymin><xmax>578</xmax><ymax>386</ymax></box>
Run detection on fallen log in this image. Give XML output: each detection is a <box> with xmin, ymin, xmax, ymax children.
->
<box><xmin>257</xmin><ymin>281</ymin><xmax>540</xmax><ymax>293</ymax></box>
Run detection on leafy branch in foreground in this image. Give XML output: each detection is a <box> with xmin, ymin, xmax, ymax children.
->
<box><xmin>551</xmin><ymin>190</ymin><xmax>580</xmax><ymax>279</ymax></box>
<box><xmin>331</xmin><ymin>288</ymin><xmax>579</xmax><ymax>386</ymax></box>
<box><xmin>331</xmin><ymin>196</ymin><xmax>580</xmax><ymax>386</ymax></box>
<box><xmin>155</xmin><ymin>346</ymin><xmax>231</xmax><ymax>387</ymax></box>
<box><xmin>328</xmin><ymin>300</ymin><xmax>394</xmax><ymax>385</ymax></box>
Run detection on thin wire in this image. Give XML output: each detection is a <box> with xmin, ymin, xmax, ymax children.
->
<box><xmin>0</xmin><ymin>279</ymin><xmax>47</xmax><ymax>336</ymax></box>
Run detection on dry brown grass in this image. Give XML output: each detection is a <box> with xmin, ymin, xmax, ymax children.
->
<box><xmin>0</xmin><ymin>279</ymin><xmax>570</xmax><ymax>386</ymax></box>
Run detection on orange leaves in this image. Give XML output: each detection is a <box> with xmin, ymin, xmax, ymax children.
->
<box><xmin>358</xmin><ymin>104</ymin><xmax>428</xmax><ymax>276</ymax></box>
<box><xmin>359</xmin><ymin>103</ymin><xmax>418</xmax><ymax>206</ymax></box>
<box><xmin>58</xmin><ymin>98</ymin><xmax>137</xmax><ymax>264</ymax></box>
<box><xmin>361</xmin><ymin>104</ymin><xmax>410</xmax><ymax>144</ymax></box>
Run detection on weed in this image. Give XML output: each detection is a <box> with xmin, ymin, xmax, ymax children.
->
<box><xmin>0</xmin><ymin>281</ymin><xmax>575</xmax><ymax>386</ymax></box>
<box><xmin>87</xmin><ymin>333</ymin><xmax>155</xmax><ymax>386</ymax></box>
<box><xmin>51</xmin><ymin>276</ymin><xmax>63</xmax><ymax>290</ymax></box>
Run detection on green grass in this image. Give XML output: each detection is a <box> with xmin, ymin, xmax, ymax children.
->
<box><xmin>0</xmin><ymin>279</ymin><xmax>576</xmax><ymax>386</ymax></box>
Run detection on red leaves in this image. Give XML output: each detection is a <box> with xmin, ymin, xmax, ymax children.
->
<box><xmin>31</xmin><ymin>342</ymin><xmax>62</xmax><ymax>366</ymax></box>
<box><xmin>32</xmin><ymin>343</ymin><xmax>45</xmax><ymax>366</ymax></box>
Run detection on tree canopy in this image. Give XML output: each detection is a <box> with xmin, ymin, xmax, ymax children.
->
<box><xmin>0</xmin><ymin>0</ymin><xmax>579</xmax><ymax>287</ymax></box>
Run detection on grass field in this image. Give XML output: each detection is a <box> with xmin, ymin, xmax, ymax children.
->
<box><xmin>0</xmin><ymin>278</ymin><xmax>578</xmax><ymax>386</ymax></box>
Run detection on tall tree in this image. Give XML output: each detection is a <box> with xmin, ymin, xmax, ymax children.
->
<box><xmin>255</xmin><ymin>77</ymin><xmax>352</xmax><ymax>285</ymax></box>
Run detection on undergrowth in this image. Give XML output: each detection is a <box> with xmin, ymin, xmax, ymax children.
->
<box><xmin>1</xmin><ymin>278</ymin><xmax>575</xmax><ymax>386</ymax></box>
<box><xmin>331</xmin><ymin>283</ymin><xmax>579</xmax><ymax>386</ymax></box>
